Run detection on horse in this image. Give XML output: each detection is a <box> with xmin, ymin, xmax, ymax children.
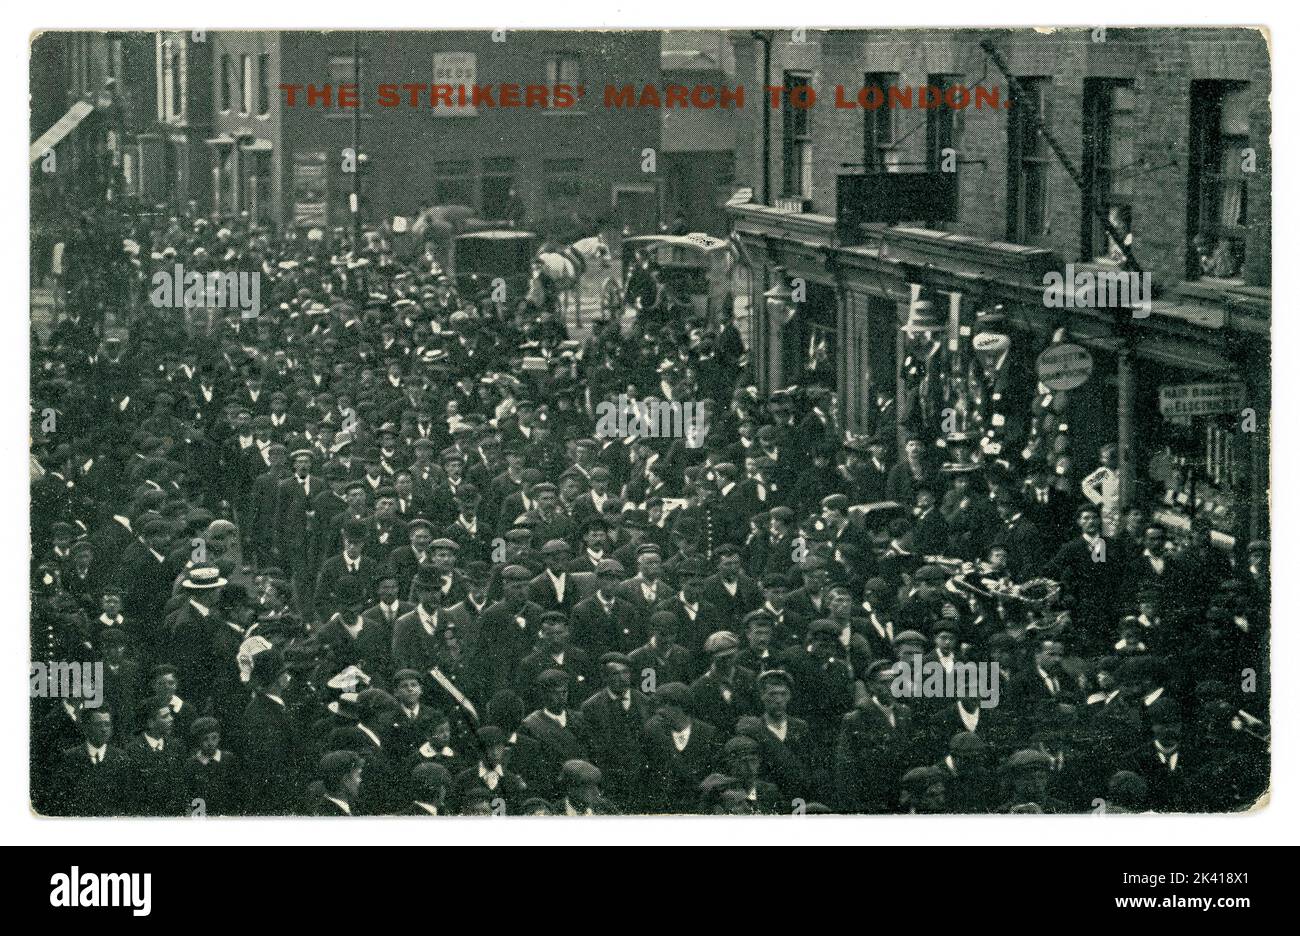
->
<box><xmin>529</xmin><ymin>233</ymin><xmax>612</xmax><ymax>327</ymax></box>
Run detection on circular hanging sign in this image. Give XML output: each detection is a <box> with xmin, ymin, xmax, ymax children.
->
<box><xmin>1036</xmin><ymin>343</ymin><xmax>1093</xmax><ymax>391</ymax></box>
<box><xmin>972</xmin><ymin>331</ymin><xmax>1010</xmax><ymax>353</ymax></box>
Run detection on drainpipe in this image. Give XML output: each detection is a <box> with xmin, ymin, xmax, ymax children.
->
<box><xmin>752</xmin><ymin>32</ymin><xmax>772</xmax><ymax>205</ymax></box>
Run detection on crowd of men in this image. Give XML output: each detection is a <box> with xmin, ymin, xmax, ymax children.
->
<box><xmin>30</xmin><ymin>205</ymin><xmax>1270</xmax><ymax>817</ymax></box>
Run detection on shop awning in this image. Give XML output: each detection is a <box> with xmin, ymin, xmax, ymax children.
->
<box><xmin>30</xmin><ymin>100</ymin><xmax>94</xmax><ymax>166</ymax></box>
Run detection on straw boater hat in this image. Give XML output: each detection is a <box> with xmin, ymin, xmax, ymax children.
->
<box><xmin>181</xmin><ymin>567</ymin><xmax>227</xmax><ymax>590</ymax></box>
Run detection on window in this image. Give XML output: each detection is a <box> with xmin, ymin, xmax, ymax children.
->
<box><xmin>1082</xmin><ymin>79</ymin><xmax>1136</xmax><ymax>263</ymax></box>
<box><xmin>782</xmin><ymin>72</ymin><xmax>813</xmax><ymax>199</ymax></box>
<box><xmin>926</xmin><ymin>74</ymin><xmax>960</xmax><ymax>173</ymax></box>
<box><xmin>434</xmin><ymin>160</ymin><xmax>474</xmax><ymax>207</ymax></box>
<box><xmin>241</xmin><ymin>55</ymin><xmax>253</xmax><ymax>115</ymax></box>
<box><xmin>80</xmin><ymin>35</ymin><xmax>92</xmax><ymax>93</ymax></box>
<box><xmin>257</xmin><ymin>53</ymin><xmax>270</xmax><ymax>116</ymax></box>
<box><xmin>1189</xmin><ymin>81</ymin><xmax>1251</xmax><ymax>280</ymax></box>
<box><xmin>161</xmin><ymin>37</ymin><xmax>187</xmax><ymax>123</ymax></box>
<box><xmin>863</xmin><ymin>73</ymin><xmax>898</xmax><ymax>171</ymax></box>
<box><xmin>545</xmin><ymin>53</ymin><xmax>581</xmax><ymax>109</ymax></box>
<box><xmin>1007</xmin><ymin>77</ymin><xmax>1051</xmax><ymax>244</ymax></box>
<box><xmin>110</xmin><ymin>38</ymin><xmax>124</xmax><ymax>86</ymax></box>
<box><xmin>546</xmin><ymin>52</ymin><xmax>580</xmax><ymax>87</ymax></box>
<box><xmin>481</xmin><ymin>157</ymin><xmax>517</xmax><ymax>219</ymax></box>
<box><xmin>328</xmin><ymin>55</ymin><xmax>364</xmax><ymax>114</ymax></box>
<box><xmin>544</xmin><ymin>158</ymin><xmax>583</xmax><ymax>212</ymax></box>
<box><xmin>219</xmin><ymin>54</ymin><xmax>232</xmax><ymax>111</ymax></box>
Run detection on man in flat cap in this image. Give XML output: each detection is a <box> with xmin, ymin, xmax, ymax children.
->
<box><xmin>568</xmin><ymin>559</ymin><xmax>644</xmax><ymax>658</ymax></box>
<box><xmin>628</xmin><ymin>611</ymin><xmax>696</xmax><ymax>689</ymax></box>
<box><xmin>312</xmin><ymin>750</ymin><xmax>364</xmax><ymax>816</ymax></box>
<box><xmin>274</xmin><ymin>447</ymin><xmax>323</xmax><ymax>605</ymax></box>
<box><xmin>514</xmin><ymin>612</ymin><xmax>594</xmax><ymax>708</ymax></box>
<box><xmin>388</xmin><ymin>517</ymin><xmax>434</xmax><ymax>597</ymax></box>
<box><xmin>440</xmin><ymin>562</ymin><xmax>492</xmax><ymax>655</ymax></box>
<box><xmin>898</xmin><ymin>765</ymin><xmax>947</xmax><ymax>814</ymax></box>
<box><xmin>998</xmin><ymin>748</ymin><xmax>1068</xmax><ymax>814</ymax></box>
<box><xmin>617</xmin><ymin>543</ymin><xmax>671</xmax><ymax>614</ymax></box>
<box><xmin>314</xmin><ymin>518</ymin><xmax>386</xmax><ymax>624</ymax></box>
<box><xmin>936</xmin><ymin>731</ymin><xmax>998</xmax><ymax>814</ymax></box>
<box><xmin>556</xmin><ymin>759</ymin><xmax>620</xmax><ymax>815</ymax></box>
<box><xmin>514</xmin><ymin>481</ymin><xmax>576</xmax><ymax>546</ymax></box>
<box><xmin>722</xmin><ymin>734</ymin><xmax>785</xmax><ymax>814</ymax></box>
<box><xmin>833</xmin><ymin>659</ymin><xmax>915</xmax><ymax>813</ymax></box>
<box><xmin>701</xmin><ymin>543</ymin><xmax>764</xmax><ymax>631</ymax></box>
<box><xmin>470</xmin><ymin>564</ymin><xmax>548</xmax><ymax>698</ymax></box>
<box><xmin>520</xmin><ymin>669</ymin><xmax>589</xmax><ymax>801</ymax></box>
<box><xmin>444</xmin><ymin>483</ymin><xmax>494</xmax><ymax>563</ymax></box>
<box><xmin>578</xmin><ymin>652</ymin><xmax>653</xmax><ymax>809</ymax></box>
<box><xmin>392</xmin><ymin>570</ymin><xmax>465</xmax><ymax>678</ymax></box>
<box><xmin>689</xmin><ymin>631</ymin><xmax>759</xmax><ymax>735</ymax></box>
<box><xmin>641</xmin><ymin>682</ymin><xmax>722</xmax><ymax>814</ymax></box>
<box><xmin>741</xmin><ymin>668</ymin><xmax>820</xmax><ymax>801</ymax></box>
<box><xmin>528</xmin><ymin>539</ymin><xmax>596</xmax><ymax>614</ymax></box>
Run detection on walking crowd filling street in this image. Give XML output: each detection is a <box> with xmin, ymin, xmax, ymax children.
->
<box><xmin>28</xmin><ymin>28</ymin><xmax>1271</xmax><ymax>818</ymax></box>
<box><xmin>29</xmin><ymin>202</ymin><xmax>1269</xmax><ymax>817</ymax></box>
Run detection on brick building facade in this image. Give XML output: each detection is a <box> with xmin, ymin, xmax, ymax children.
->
<box><xmin>727</xmin><ymin>27</ymin><xmax>1270</xmax><ymax>550</ymax></box>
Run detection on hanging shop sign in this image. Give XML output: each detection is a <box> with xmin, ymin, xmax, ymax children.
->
<box><xmin>1036</xmin><ymin>343</ymin><xmax>1093</xmax><ymax>391</ymax></box>
<box><xmin>1158</xmin><ymin>382</ymin><xmax>1247</xmax><ymax>418</ymax></box>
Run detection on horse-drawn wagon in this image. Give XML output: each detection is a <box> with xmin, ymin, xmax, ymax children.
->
<box><xmin>610</xmin><ymin>233</ymin><xmax>734</xmax><ymax>319</ymax></box>
<box><xmin>451</xmin><ymin>229</ymin><xmax>539</xmax><ymax>304</ymax></box>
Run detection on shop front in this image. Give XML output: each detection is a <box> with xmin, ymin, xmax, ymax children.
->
<box><xmin>728</xmin><ymin>201</ymin><xmax>1268</xmax><ymax>554</ymax></box>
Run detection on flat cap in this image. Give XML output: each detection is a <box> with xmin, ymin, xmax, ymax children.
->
<box><xmin>703</xmin><ymin>631</ymin><xmax>741</xmax><ymax>656</ymax></box>
<box><xmin>723</xmin><ymin>735</ymin><xmax>761</xmax><ymax>757</ymax></box>
<box><xmin>653</xmin><ymin>682</ymin><xmax>692</xmax><ymax>708</ymax></box>
<box><xmin>590</xmin><ymin>560</ymin><xmax>623</xmax><ymax>579</ymax></box>
<box><xmin>536</xmin><ymin>668</ymin><xmax>571</xmax><ymax>688</ymax></box>
<box><xmin>757</xmin><ymin>669</ymin><xmax>793</xmax><ymax>690</ymax></box>
<box><xmin>560</xmin><ymin>759</ymin><xmax>602</xmax><ymax>786</ymax></box>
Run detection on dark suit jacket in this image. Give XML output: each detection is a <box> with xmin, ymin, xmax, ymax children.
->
<box><xmin>240</xmin><ymin>692</ymin><xmax>301</xmax><ymax>815</ymax></box>
<box><xmin>520</xmin><ymin>708</ymin><xmax>590</xmax><ymax>798</ymax></box>
<box><xmin>701</xmin><ymin>574</ymin><xmax>763</xmax><ymax>628</ymax></box>
<box><xmin>834</xmin><ymin>702</ymin><xmax>916</xmax><ymax>812</ymax></box>
<box><xmin>391</xmin><ymin>606</ymin><xmax>462</xmax><ymax>674</ymax></box>
<box><xmin>653</xmin><ymin>596</ymin><xmax>729</xmax><ymax>664</ymax></box>
<box><xmin>579</xmin><ymin>687</ymin><xmax>654</xmax><ymax>804</ymax></box>
<box><xmin>469</xmin><ymin>600</ymin><xmax>548</xmax><ymax>698</ymax></box>
<box><xmin>569</xmin><ymin>593</ymin><xmax>646</xmax><ymax>657</ymax></box>
<box><xmin>641</xmin><ymin>714</ymin><xmax>722</xmax><ymax>813</ymax></box>
<box><xmin>314</xmin><ymin>554</ymin><xmax>387</xmax><ymax>621</ymax></box>
<box><xmin>616</xmin><ymin>575</ymin><xmax>672</xmax><ymax>615</ymax></box>
<box><xmin>123</xmin><ymin>734</ymin><xmax>187</xmax><ymax>816</ymax></box>
<box><xmin>274</xmin><ymin>474</ymin><xmax>324</xmax><ymax>561</ymax></box>
<box><xmin>513</xmin><ymin>646</ymin><xmax>595</xmax><ymax>708</ymax></box>
<box><xmin>442</xmin><ymin>597</ymin><xmax>489</xmax><ymax>658</ymax></box>
<box><xmin>48</xmin><ymin>743</ymin><xmax>131</xmax><ymax>816</ymax></box>
<box><xmin>627</xmin><ymin>641</ymin><xmax>695</xmax><ymax>688</ymax></box>
<box><xmin>526</xmin><ymin>570</ymin><xmax>597</xmax><ymax>615</ymax></box>
<box><xmin>688</xmin><ymin>667</ymin><xmax>760</xmax><ymax>735</ymax></box>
